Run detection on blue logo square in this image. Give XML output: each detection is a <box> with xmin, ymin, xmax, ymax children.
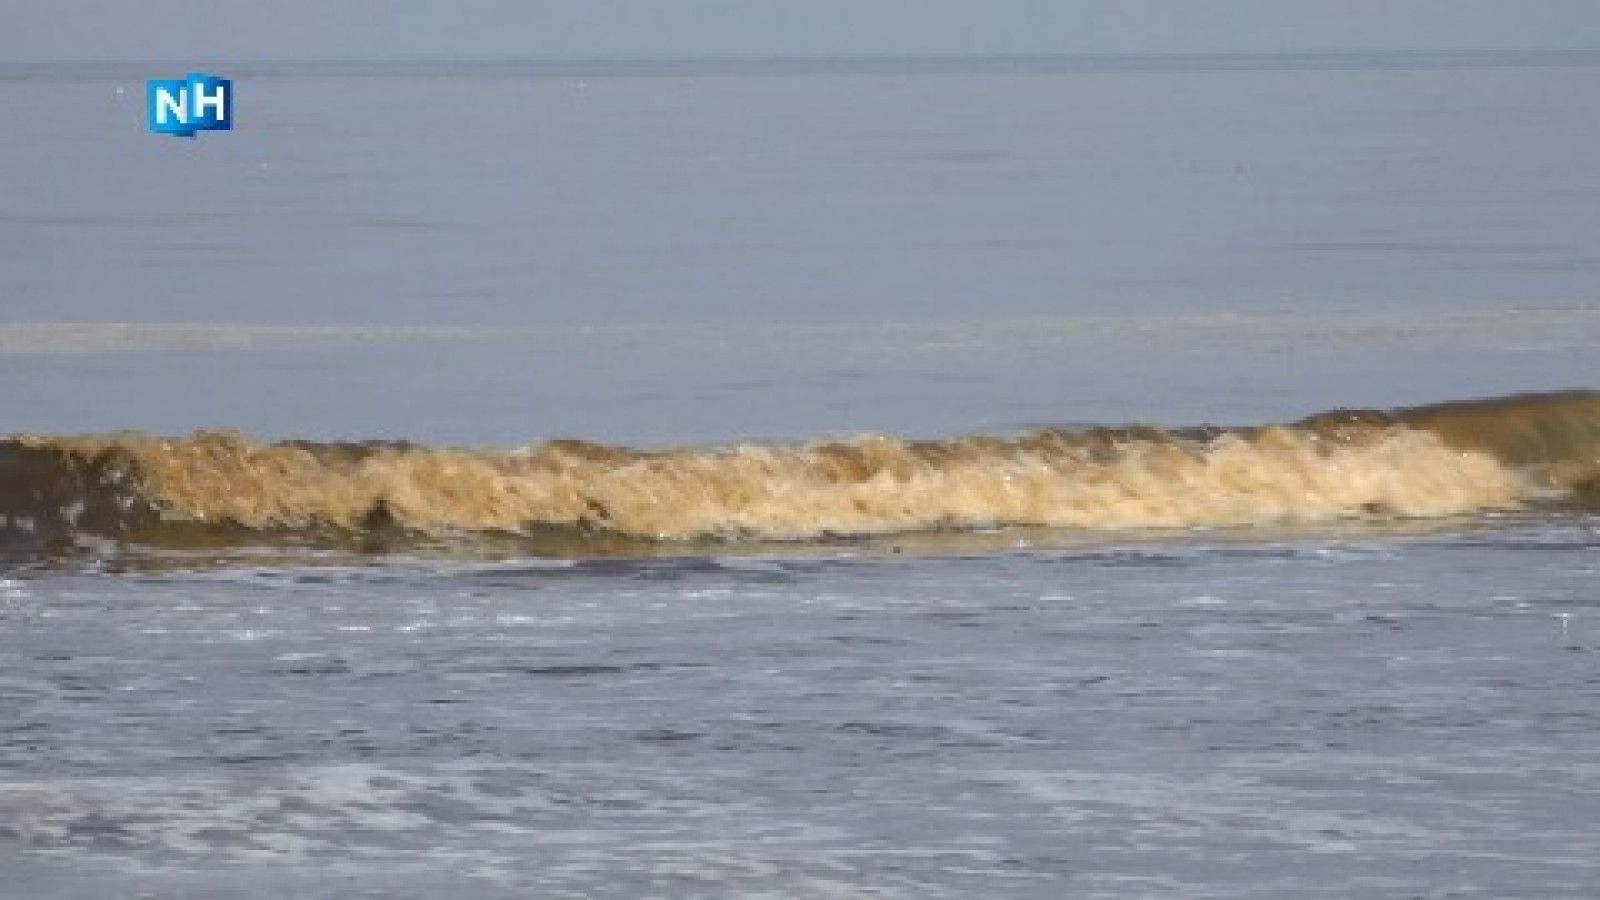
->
<box><xmin>147</xmin><ymin>73</ymin><xmax>232</xmax><ymax>137</ymax></box>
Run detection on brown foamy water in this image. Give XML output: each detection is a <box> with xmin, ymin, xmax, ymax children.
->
<box><xmin>2</xmin><ymin>390</ymin><xmax>1594</xmax><ymax>553</ymax></box>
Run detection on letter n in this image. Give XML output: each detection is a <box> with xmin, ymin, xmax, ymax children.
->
<box><xmin>147</xmin><ymin>79</ymin><xmax>195</xmax><ymax>136</ymax></box>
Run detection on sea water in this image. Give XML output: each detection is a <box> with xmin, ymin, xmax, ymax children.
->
<box><xmin>1</xmin><ymin>53</ymin><xmax>1598</xmax><ymax>897</ymax></box>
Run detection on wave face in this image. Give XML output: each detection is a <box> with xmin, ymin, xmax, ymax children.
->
<box><xmin>2</xmin><ymin>391</ymin><xmax>1596</xmax><ymax>555</ymax></box>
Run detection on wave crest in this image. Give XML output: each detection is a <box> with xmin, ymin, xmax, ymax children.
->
<box><xmin>2</xmin><ymin>390</ymin><xmax>1595</xmax><ymax>554</ymax></box>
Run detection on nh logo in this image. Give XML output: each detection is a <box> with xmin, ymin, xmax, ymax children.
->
<box><xmin>147</xmin><ymin>73</ymin><xmax>232</xmax><ymax>137</ymax></box>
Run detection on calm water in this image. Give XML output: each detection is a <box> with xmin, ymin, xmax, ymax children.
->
<box><xmin>4</xmin><ymin>53</ymin><xmax>1599</xmax><ymax>329</ymax></box>
<box><xmin>1</xmin><ymin>53</ymin><xmax>1598</xmax><ymax>897</ymax></box>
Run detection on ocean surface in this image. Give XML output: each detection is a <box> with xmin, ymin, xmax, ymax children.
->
<box><xmin>1</xmin><ymin>52</ymin><xmax>1598</xmax><ymax>897</ymax></box>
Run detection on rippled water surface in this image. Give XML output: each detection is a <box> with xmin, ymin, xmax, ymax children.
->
<box><xmin>1</xmin><ymin>517</ymin><xmax>1596</xmax><ymax>897</ymax></box>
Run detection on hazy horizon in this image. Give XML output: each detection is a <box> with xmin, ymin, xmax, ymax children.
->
<box><xmin>6</xmin><ymin>1</ymin><xmax>1598</xmax><ymax>63</ymax></box>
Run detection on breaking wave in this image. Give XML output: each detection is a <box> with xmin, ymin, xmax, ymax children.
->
<box><xmin>2</xmin><ymin>390</ymin><xmax>1596</xmax><ymax>556</ymax></box>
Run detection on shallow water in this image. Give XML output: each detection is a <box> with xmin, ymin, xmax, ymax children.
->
<box><xmin>3</xmin><ymin>517</ymin><xmax>1598</xmax><ymax>898</ymax></box>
